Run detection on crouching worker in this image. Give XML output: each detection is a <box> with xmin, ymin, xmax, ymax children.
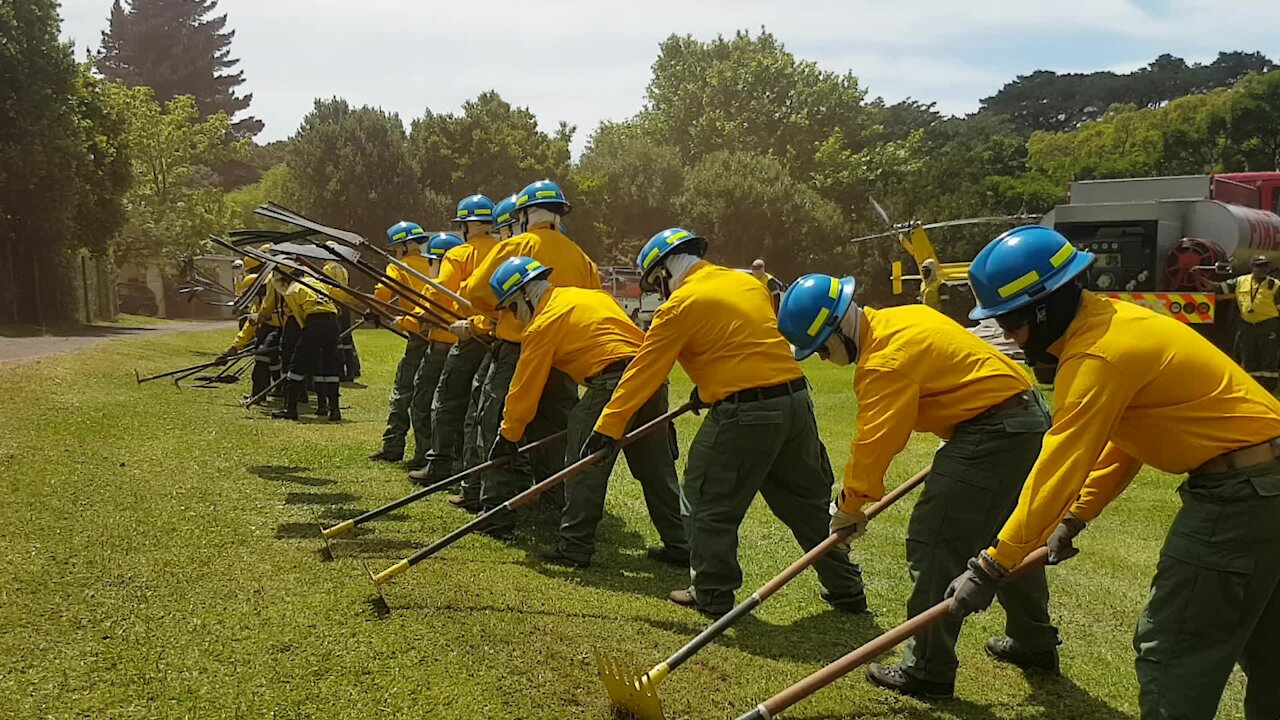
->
<box><xmin>950</xmin><ymin>226</ymin><xmax>1280</xmax><ymax>720</ymax></box>
<box><xmin>485</xmin><ymin>256</ymin><xmax>689</xmax><ymax>567</ymax></box>
<box><xmin>778</xmin><ymin>273</ymin><xmax>1059</xmax><ymax>700</ymax></box>
<box><xmin>588</xmin><ymin>228</ymin><xmax>865</xmax><ymax>617</ymax></box>
<box><xmin>273</xmin><ymin>270</ymin><xmax>342</xmax><ymax>421</ymax></box>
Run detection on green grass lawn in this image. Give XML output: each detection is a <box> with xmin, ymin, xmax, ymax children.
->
<box><xmin>0</xmin><ymin>328</ymin><xmax>1246</xmax><ymax>719</ymax></box>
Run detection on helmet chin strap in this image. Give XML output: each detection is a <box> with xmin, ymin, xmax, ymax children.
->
<box><xmin>512</xmin><ymin>279</ymin><xmax>551</xmax><ymax>324</ymax></box>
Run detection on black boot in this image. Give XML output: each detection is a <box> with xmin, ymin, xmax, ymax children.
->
<box><xmin>271</xmin><ymin>381</ymin><xmax>300</xmax><ymax>420</ymax></box>
<box><xmin>314</xmin><ymin>382</ymin><xmax>329</xmax><ymax>416</ymax></box>
<box><xmin>327</xmin><ymin>382</ymin><xmax>341</xmax><ymax>422</ymax></box>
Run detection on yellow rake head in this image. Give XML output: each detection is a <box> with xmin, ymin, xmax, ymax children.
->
<box><xmin>594</xmin><ymin>650</ymin><xmax>668</xmax><ymax>720</ymax></box>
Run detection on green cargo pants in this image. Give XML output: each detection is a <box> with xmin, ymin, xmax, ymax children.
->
<box><xmin>477</xmin><ymin>340</ymin><xmax>577</xmax><ymax>532</ymax></box>
<box><xmin>1237</xmin><ymin>317</ymin><xmax>1280</xmax><ymax>388</ymax></box>
<box><xmin>459</xmin><ymin>351</ymin><xmax>491</xmax><ymax>495</ymax></box>
<box><xmin>379</xmin><ymin>337</ymin><xmax>429</xmax><ymax>457</ymax></box>
<box><xmin>1134</xmin><ymin>459</ymin><xmax>1280</xmax><ymax>720</ymax></box>
<box><xmin>407</xmin><ymin>340</ymin><xmax>451</xmax><ymax>464</ymax></box>
<box><xmin>683</xmin><ymin>386</ymin><xmax>863</xmax><ymax>615</ymax></box>
<box><xmin>900</xmin><ymin>391</ymin><xmax>1058</xmax><ymax>684</ymax></box>
<box><xmin>556</xmin><ymin>372</ymin><xmax>688</xmax><ymax>563</ymax></box>
<box><xmin>423</xmin><ymin>338</ymin><xmax>489</xmax><ymax>483</ymax></box>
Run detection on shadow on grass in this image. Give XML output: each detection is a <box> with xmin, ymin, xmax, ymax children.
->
<box><xmin>787</xmin><ymin>673</ymin><xmax>1130</xmax><ymax>720</ymax></box>
<box><xmin>284</xmin><ymin>491</ymin><xmax>358</xmax><ymax>506</ymax></box>
<box><xmin>247</xmin><ymin>465</ymin><xmax>338</xmax><ymax>487</ymax></box>
<box><xmin>638</xmin><ymin>610</ymin><xmax>886</xmax><ymax>668</ymax></box>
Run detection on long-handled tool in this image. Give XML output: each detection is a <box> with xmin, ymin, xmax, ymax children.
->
<box><xmin>365</xmin><ymin>404</ymin><xmax>693</xmax><ymax>595</ymax></box>
<box><xmin>318</xmin><ymin>430</ymin><xmax>569</xmax><ymax>558</ymax></box>
<box><xmin>134</xmin><ymin>348</ymin><xmax>256</xmax><ymax>385</ymax></box>
<box><xmin>310</xmin><ymin>240</ymin><xmax>467</xmax><ymax>336</ymax></box>
<box><xmin>598</xmin><ymin>464</ymin><xmax>933</xmax><ymax>720</ymax></box>
<box><xmin>241</xmin><ymin>319</ymin><xmax>365</xmax><ymax>408</ymax></box>
<box><xmin>732</xmin><ymin>546</ymin><xmax>1051</xmax><ymax>720</ymax></box>
<box><xmin>253</xmin><ymin>202</ymin><xmax>476</xmax><ymax>313</ymax></box>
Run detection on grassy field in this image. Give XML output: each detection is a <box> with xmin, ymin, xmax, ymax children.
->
<box><xmin>0</xmin><ymin>327</ymin><xmax>1246</xmax><ymax>719</ymax></box>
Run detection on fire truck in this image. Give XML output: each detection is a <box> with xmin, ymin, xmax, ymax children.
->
<box><xmin>1039</xmin><ymin>172</ymin><xmax>1280</xmax><ymax>349</ymax></box>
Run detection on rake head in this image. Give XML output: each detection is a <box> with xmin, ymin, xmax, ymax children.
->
<box><xmin>594</xmin><ymin>650</ymin><xmax>667</xmax><ymax>720</ymax></box>
<box><xmin>316</xmin><ymin>514</ymin><xmax>335</xmax><ymax>562</ymax></box>
<box><xmin>361</xmin><ymin>559</ymin><xmax>390</xmax><ymax>616</ymax></box>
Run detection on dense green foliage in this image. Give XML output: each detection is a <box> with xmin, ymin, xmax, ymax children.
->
<box><xmin>98</xmin><ymin>0</ymin><xmax>261</xmax><ymax>137</ymax></box>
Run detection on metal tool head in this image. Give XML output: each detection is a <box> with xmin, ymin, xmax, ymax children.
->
<box><xmin>133</xmin><ymin>369</ymin><xmax>141</xmax><ymax>385</ymax></box>
<box><xmin>594</xmin><ymin>651</ymin><xmax>666</xmax><ymax>720</ymax></box>
<box><xmin>315</xmin><ymin>512</ymin><xmax>336</xmax><ymax>562</ymax></box>
<box><xmin>362</xmin><ymin>559</ymin><xmax>390</xmax><ymax>616</ymax></box>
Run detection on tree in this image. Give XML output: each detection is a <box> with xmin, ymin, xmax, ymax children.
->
<box><xmin>1</xmin><ymin>1</ymin><xmax>131</xmax><ymax>324</ymax></box>
<box><xmin>104</xmin><ymin>84</ymin><xmax>244</xmax><ymax>266</ymax></box>
<box><xmin>676</xmin><ymin>151</ymin><xmax>847</xmax><ymax>279</ymax></box>
<box><xmin>224</xmin><ymin>163</ymin><xmax>297</xmax><ymax>228</ymax></box>
<box><xmin>641</xmin><ymin>30</ymin><xmax>873</xmax><ymax>178</ymax></box>
<box><xmin>98</xmin><ymin>0</ymin><xmax>261</xmax><ymax>137</ymax></box>
<box><xmin>408</xmin><ymin>91</ymin><xmax>574</xmax><ymax>205</ymax></box>
<box><xmin>289</xmin><ymin>98</ymin><xmax>417</xmax><ymax>241</ymax></box>
<box><xmin>1219</xmin><ymin>71</ymin><xmax>1280</xmax><ymax>171</ymax></box>
<box><xmin>572</xmin><ymin>121</ymin><xmax>685</xmax><ymax>263</ymax></box>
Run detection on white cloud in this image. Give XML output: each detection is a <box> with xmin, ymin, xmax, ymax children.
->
<box><xmin>57</xmin><ymin>0</ymin><xmax>1280</xmax><ymax>153</ymax></box>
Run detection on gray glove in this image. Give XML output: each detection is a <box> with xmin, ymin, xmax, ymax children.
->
<box><xmin>944</xmin><ymin>552</ymin><xmax>1007</xmax><ymax>618</ymax></box>
<box><xmin>828</xmin><ymin>501</ymin><xmax>868</xmax><ymax>551</ymax></box>
<box><xmin>1046</xmin><ymin>513</ymin><xmax>1086</xmax><ymax>565</ymax></box>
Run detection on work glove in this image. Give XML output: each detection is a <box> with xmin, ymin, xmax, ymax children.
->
<box><xmin>688</xmin><ymin>386</ymin><xmax>712</xmax><ymax>415</ymax></box>
<box><xmin>450</xmin><ymin>319</ymin><xmax>474</xmax><ymax>341</ymax></box>
<box><xmin>944</xmin><ymin>552</ymin><xmax>1007</xmax><ymax>618</ymax></box>
<box><xmin>828</xmin><ymin>501</ymin><xmax>868</xmax><ymax>551</ymax></box>
<box><xmin>363</xmin><ymin>310</ymin><xmax>382</xmax><ymax>328</ymax></box>
<box><xmin>488</xmin><ymin>435</ymin><xmax>521</xmax><ymax>464</ymax></box>
<box><xmin>1046</xmin><ymin>513</ymin><xmax>1087</xmax><ymax>565</ymax></box>
<box><xmin>579</xmin><ymin>431</ymin><xmax>619</xmax><ymax>463</ymax></box>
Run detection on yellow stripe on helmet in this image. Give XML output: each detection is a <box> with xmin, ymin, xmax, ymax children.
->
<box><xmin>516</xmin><ymin>194</ymin><xmax>529</xmax><ymax>206</ymax></box>
<box><xmin>474</xmin><ymin>208</ymin><xmax>492</xmax><ymax>215</ymax></box>
<box><xmin>643</xmin><ymin>247</ymin><xmax>661</xmax><ymax>269</ymax></box>
<box><xmin>998</xmin><ymin>269</ymin><xmax>1041</xmax><ymax>298</ymax></box>
<box><xmin>828</xmin><ymin>277</ymin><xmax>839</xmax><ymax>299</ymax></box>
<box><xmin>535</xmin><ymin>190</ymin><xmax>558</xmax><ymax>199</ymax></box>
<box><xmin>496</xmin><ymin>212</ymin><xmax>511</xmax><ymax>223</ymax></box>
<box><xmin>1049</xmin><ymin>242</ymin><xmax>1074</xmax><ymax>268</ymax></box>
<box><xmin>807</xmin><ymin>307</ymin><xmax>831</xmax><ymax>337</ymax></box>
<box><xmin>392</xmin><ymin>231</ymin><xmax>408</xmax><ymax>241</ymax></box>
<box><xmin>501</xmin><ymin>273</ymin><xmax>521</xmax><ymax>291</ymax></box>
<box><xmin>666</xmin><ymin>230</ymin><xmax>690</xmax><ymax>245</ymax></box>
<box><xmin>526</xmin><ymin>260</ymin><xmax>543</xmax><ymax>271</ymax></box>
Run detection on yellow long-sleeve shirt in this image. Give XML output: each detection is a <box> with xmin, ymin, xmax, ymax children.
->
<box><xmin>989</xmin><ymin>291</ymin><xmax>1280</xmax><ymax>569</ymax></box>
<box><xmin>500</xmin><ymin>287</ymin><xmax>642</xmax><ymax>441</ymax></box>
<box><xmin>1231</xmin><ymin>273</ymin><xmax>1280</xmax><ymax>323</ymax></box>
<box><xmin>439</xmin><ymin>234</ymin><xmax>498</xmax><ymax>338</ymax></box>
<box><xmin>374</xmin><ymin>253</ymin><xmax>435</xmax><ymax>311</ymax></box>
<box><xmin>256</xmin><ymin>277</ymin><xmax>283</xmax><ymax>328</ymax></box>
<box><xmin>229</xmin><ymin>273</ymin><xmax>263</xmax><ymax>351</ymax></box>
<box><xmin>838</xmin><ymin>305</ymin><xmax>1032</xmax><ymax>513</ymax></box>
<box><xmin>595</xmin><ymin>260</ymin><xmax>804</xmax><ymax>439</ymax></box>
<box><xmin>282</xmin><ymin>280</ymin><xmax>337</xmax><ymax>328</ymax></box>
<box><xmin>322</xmin><ymin>261</ymin><xmax>358</xmax><ymax>309</ymax></box>
<box><xmin>466</xmin><ymin>223</ymin><xmax>602</xmax><ymax>342</ymax></box>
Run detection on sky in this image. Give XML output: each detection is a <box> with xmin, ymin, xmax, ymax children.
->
<box><xmin>57</xmin><ymin>0</ymin><xmax>1280</xmax><ymax>155</ymax></box>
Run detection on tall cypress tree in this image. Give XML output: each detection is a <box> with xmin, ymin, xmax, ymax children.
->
<box><xmin>97</xmin><ymin>0</ymin><xmax>262</xmax><ymax>137</ymax></box>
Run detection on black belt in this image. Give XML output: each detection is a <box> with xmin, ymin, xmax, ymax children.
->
<box><xmin>971</xmin><ymin>390</ymin><xmax>1033</xmax><ymax>421</ymax></box>
<box><xmin>587</xmin><ymin>358</ymin><xmax>632</xmax><ymax>382</ymax></box>
<box><xmin>719</xmin><ymin>378</ymin><xmax>808</xmax><ymax>405</ymax></box>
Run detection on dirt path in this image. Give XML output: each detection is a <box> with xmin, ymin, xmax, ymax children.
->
<box><xmin>0</xmin><ymin>321</ymin><xmax>235</xmax><ymax>364</ymax></box>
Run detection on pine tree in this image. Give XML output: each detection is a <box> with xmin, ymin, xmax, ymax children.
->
<box><xmin>97</xmin><ymin>0</ymin><xmax>262</xmax><ymax>137</ymax></box>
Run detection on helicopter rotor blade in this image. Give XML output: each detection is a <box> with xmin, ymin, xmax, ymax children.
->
<box><xmin>868</xmin><ymin>195</ymin><xmax>894</xmax><ymax>228</ymax></box>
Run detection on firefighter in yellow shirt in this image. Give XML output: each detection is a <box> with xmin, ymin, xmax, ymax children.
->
<box><xmin>777</xmin><ymin>273</ymin><xmax>1057</xmax><ymax>699</ymax></box>
<box><xmin>952</xmin><ymin>225</ymin><xmax>1280</xmax><ymax>720</ymax></box>
<box><xmin>368</xmin><ymin>221</ymin><xmax>436</xmax><ymax>464</ymax></box>
<box><xmin>485</xmin><ymin>256</ymin><xmax>687</xmax><ymax>566</ymax></box>
<box><xmin>270</xmin><ymin>269</ymin><xmax>341</xmax><ymax>421</ymax></box>
<box><xmin>393</xmin><ymin>233</ymin><xmax>462</xmax><ymax>473</ymax></box>
<box><xmin>586</xmin><ymin>228</ymin><xmax>864</xmax><ymax>617</ymax></box>
<box><xmin>1224</xmin><ymin>255</ymin><xmax>1280</xmax><ymax>390</ymax></box>
<box><xmin>221</xmin><ymin>249</ymin><xmax>284</xmax><ymax>403</ymax></box>
<box><xmin>465</xmin><ymin>180</ymin><xmax>600</xmax><ymax>530</ymax></box>
<box><xmin>322</xmin><ymin>253</ymin><xmax>361</xmax><ymax>382</ymax></box>
<box><xmin>410</xmin><ymin>195</ymin><xmax>500</xmax><ymax>495</ymax></box>
<box><xmin>750</xmin><ymin>258</ymin><xmax>786</xmax><ymax>312</ymax></box>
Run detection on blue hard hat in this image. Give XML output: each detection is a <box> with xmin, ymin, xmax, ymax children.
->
<box><xmin>454</xmin><ymin>194</ymin><xmax>495</xmax><ymax>223</ymax></box>
<box><xmin>386</xmin><ymin>221</ymin><xmax>428</xmax><ymax>246</ymax></box>
<box><xmin>514</xmin><ymin>179</ymin><xmax>571</xmax><ymax>216</ymax></box>
<box><xmin>968</xmin><ymin>225</ymin><xmax>1094</xmax><ymax>320</ymax></box>
<box><xmin>635</xmin><ymin>228</ymin><xmax>708</xmax><ymax>290</ymax></box>
<box><xmin>490</xmin><ymin>255</ymin><xmax>554</xmax><ymax>304</ymax></box>
<box><xmin>492</xmin><ymin>194</ymin><xmax>520</xmax><ymax>231</ymax></box>
<box><xmin>778</xmin><ymin>274</ymin><xmax>857</xmax><ymax>360</ymax></box>
<box><xmin>425</xmin><ymin>232</ymin><xmax>464</xmax><ymax>259</ymax></box>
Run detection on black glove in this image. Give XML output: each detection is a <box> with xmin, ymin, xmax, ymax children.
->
<box><xmin>688</xmin><ymin>386</ymin><xmax>711</xmax><ymax>415</ymax></box>
<box><xmin>214</xmin><ymin>349</ymin><xmax>234</xmax><ymax>364</ymax></box>
<box><xmin>579</xmin><ymin>431</ymin><xmax>619</xmax><ymax>463</ymax></box>
<box><xmin>1046</xmin><ymin>514</ymin><xmax>1086</xmax><ymax>565</ymax></box>
<box><xmin>944</xmin><ymin>553</ymin><xmax>1006</xmax><ymax>618</ymax></box>
<box><xmin>488</xmin><ymin>435</ymin><xmax>520</xmax><ymax>464</ymax></box>
<box><xmin>363</xmin><ymin>310</ymin><xmax>382</xmax><ymax>328</ymax></box>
